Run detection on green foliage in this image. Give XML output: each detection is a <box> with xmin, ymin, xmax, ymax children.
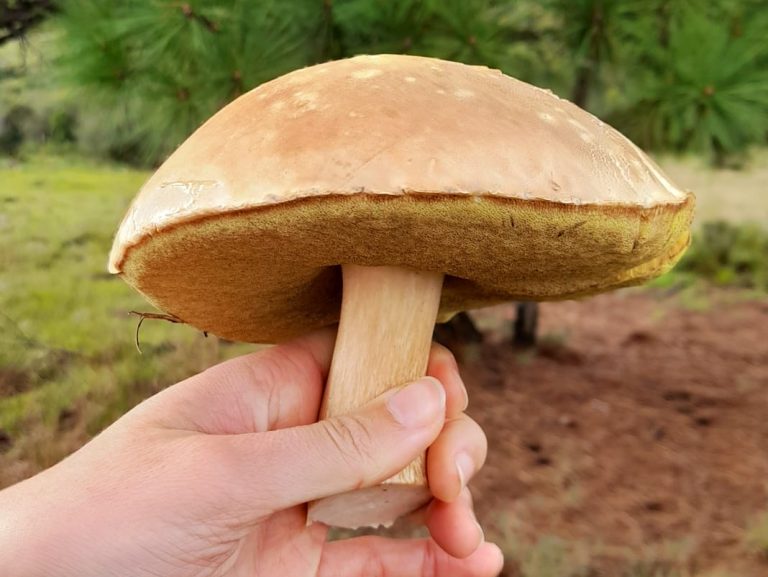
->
<box><xmin>677</xmin><ymin>221</ymin><xmax>768</xmax><ymax>291</ymax></box>
<box><xmin>544</xmin><ymin>0</ymin><xmax>641</xmax><ymax>108</ymax></box>
<box><xmin>616</xmin><ymin>7</ymin><xmax>768</xmax><ymax>165</ymax></box>
<box><xmin>0</xmin><ymin>31</ymin><xmax>77</xmax><ymax>157</ymax></box>
<box><xmin>332</xmin><ymin>0</ymin><xmax>432</xmax><ymax>55</ymax></box>
<box><xmin>6</xmin><ymin>0</ymin><xmax>768</xmax><ymax>165</ymax></box>
<box><xmin>334</xmin><ymin>0</ymin><xmax>546</xmax><ymax>69</ymax></box>
<box><xmin>55</xmin><ymin>0</ymin><xmax>322</xmax><ymax>163</ymax></box>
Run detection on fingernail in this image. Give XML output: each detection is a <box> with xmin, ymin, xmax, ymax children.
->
<box><xmin>456</xmin><ymin>451</ymin><xmax>475</xmax><ymax>490</ymax></box>
<box><xmin>459</xmin><ymin>378</ymin><xmax>469</xmax><ymax>411</ymax></box>
<box><xmin>474</xmin><ymin>517</ymin><xmax>485</xmax><ymax>543</ymax></box>
<box><xmin>487</xmin><ymin>543</ymin><xmax>503</xmax><ymax>571</ymax></box>
<box><xmin>387</xmin><ymin>377</ymin><xmax>446</xmax><ymax>428</ymax></box>
<box><xmin>438</xmin><ymin>348</ymin><xmax>468</xmax><ymax>411</ymax></box>
<box><xmin>448</xmin><ymin>370</ymin><xmax>469</xmax><ymax>413</ymax></box>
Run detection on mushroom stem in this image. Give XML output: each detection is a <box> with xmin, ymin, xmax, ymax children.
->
<box><xmin>307</xmin><ymin>264</ymin><xmax>444</xmax><ymax>528</ymax></box>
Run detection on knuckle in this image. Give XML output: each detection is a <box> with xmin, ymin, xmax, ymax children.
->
<box><xmin>455</xmin><ymin>413</ymin><xmax>488</xmax><ymax>452</ymax></box>
<box><xmin>430</xmin><ymin>342</ymin><xmax>457</xmax><ymax>366</ymax></box>
<box><xmin>321</xmin><ymin>415</ymin><xmax>377</xmax><ymax>478</ymax></box>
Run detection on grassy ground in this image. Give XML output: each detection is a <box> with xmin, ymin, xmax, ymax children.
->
<box><xmin>1</xmin><ymin>151</ymin><xmax>767</xmax><ymax>575</ymax></box>
<box><xmin>0</xmin><ymin>153</ymin><xmax>251</xmax><ymax>481</ymax></box>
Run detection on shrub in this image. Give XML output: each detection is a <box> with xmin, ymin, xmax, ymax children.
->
<box><xmin>677</xmin><ymin>221</ymin><xmax>768</xmax><ymax>291</ymax></box>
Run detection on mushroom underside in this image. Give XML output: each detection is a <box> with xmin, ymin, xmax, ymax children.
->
<box><xmin>118</xmin><ymin>192</ymin><xmax>694</xmax><ymax>343</ymax></box>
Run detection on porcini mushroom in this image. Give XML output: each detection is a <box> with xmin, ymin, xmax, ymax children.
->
<box><xmin>109</xmin><ymin>54</ymin><xmax>694</xmax><ymax>529</ymax></box>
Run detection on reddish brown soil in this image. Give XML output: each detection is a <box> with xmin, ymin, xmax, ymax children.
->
<box><xmin>463</xmin><ymin>290</ymin><xmax>768</xmax><ymax>576</ymax></box>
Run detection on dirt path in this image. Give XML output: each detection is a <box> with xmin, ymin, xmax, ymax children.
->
<box><xmin>465</xmin><ymin>290</ymin><xmax>768</xmax><ymax>575</ymax></box>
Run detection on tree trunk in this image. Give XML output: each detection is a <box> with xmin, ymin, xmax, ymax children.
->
<box><xmin>571</xmin><ymin>63</ymin><xmax>593</xmax><ymax>109</ymax></box>
<box><xmin>433</xmin><ymin>311</ymin><xmax>484</xmax><ymax>354</ymax></box>
<box><xmin>513</xmin><ymin>302</ymin><xmax>539</xmax><ymax>347</ymax></box>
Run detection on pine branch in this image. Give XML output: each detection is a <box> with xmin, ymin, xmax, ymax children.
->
<box><xmin>177</xmin><ymin>2</ymin><xmax>219</xmax><ymax>33</ymax></box>
<box><xmin>0</xmin><ymin>0</ymin><xmax>56</xmax><ymax>46</ymax></box>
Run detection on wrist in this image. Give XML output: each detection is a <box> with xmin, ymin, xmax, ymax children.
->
<box><xmin>0</xmin><ymin>473</ymin><xmax>67</xmax><ymax>577</ymax></box>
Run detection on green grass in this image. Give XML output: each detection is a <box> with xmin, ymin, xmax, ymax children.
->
<box><xmin>497</xmin><ymin>527</ymin><xmax>735</xmax><ymax>577</ymax></box>
<box><xmin>501</xmin><ymin>534</ymin><xmax>591</xmax><ymax>577</ymax></box>
<box><xmin>649</xmin><ymin>220</ymin><xmax>768</xmax><ymax>304</ymax></box>
<box><xmin>0</xmin><ymin>154</ymin><xmax>251</xmax><ymax>478</ymax></box>
<box><xmin>745</xmin><ymin>510</ymin><xmax>768</xmax><ymax>558</ymax></box>
<box><xmin>1</xmin><ymin>154</ymin><xmax>147</xmax><ymax>352</ymax></box>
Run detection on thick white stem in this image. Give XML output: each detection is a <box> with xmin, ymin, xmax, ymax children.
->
<box><xmin>307</xmin><ymin>264</ymin><xmax>444</xmax><ymax>528</ymax></box>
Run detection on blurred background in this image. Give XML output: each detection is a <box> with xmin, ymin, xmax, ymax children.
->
<box><xmin>1</xmin><ymin>1</ymin><xmax>767</xmax><ymax>575</ymax></box>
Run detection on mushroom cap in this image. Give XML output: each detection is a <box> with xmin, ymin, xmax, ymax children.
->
<box><xmin>109</xmin><ymin>54</ymin><xmax>694</xmax><ymax>343</ymax></box>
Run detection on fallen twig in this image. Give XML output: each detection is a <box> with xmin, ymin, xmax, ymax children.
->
<box><xmin>128</xmin><ymin>311</ymin><xmax>184</xmax><ymax>354</ymax></box>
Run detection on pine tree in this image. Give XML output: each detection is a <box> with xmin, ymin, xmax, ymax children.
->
<box><xmin>55</xmin><ymin>0</ymin><xmax>323</xmax><ymax>163</ymax></box>
<box><xmin>618</xmin><ymin>3</ymin><xmax>768</xmax><ymax>166</ymax></box>
<box><xmin>54</xmin><ymin>0</ymin><xmax>556</xmax><ymax>165</ymax></box>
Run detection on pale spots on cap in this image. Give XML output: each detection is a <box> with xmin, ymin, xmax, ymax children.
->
<box><xmin>352</xmin><ymin>69</ymin><xmax>383</xmax><ymax>79</ymax></box>
<box><xmin>349</xmin><ymin>111</ymin><xmax>361</xmax><ymax>117</ymax></box>
<box><xmin>288</xmin><ymin>91</ymin><xmax>320</xmax><ymax>117</ymax></box>
<box><xmin>607</xmin><ymin>147</ymin><xmax>633</xmax><ymax>190</ymax></box>
<box><xmin>430</xmin><ymin>64</ymin><xmax>442</xmax><ymax>71</ymax></box>
<box><xmin>270</xmin><ymin>100</ymin><xmax>286</xmax><ymax>111</ymax></box>
<box><xmin>538</xmin><ymin>111</ymin><xmax>557</xmax><ymax>124</ymax></box>
<box><xmin>567</xmin><ymin>118</ymin><xmax>588</xmax><ymax>132</ymax></box>
<box><xmin>284</xmin><ymin>72</ymin><xmax>310</xmax><ymax>86</ymax></box>
<box><xmin>436</xmin><ymin>89</ymin><xmax>447</xmax><ymax>95</ymax></box>
<box><xmin>259</xmin><ymin>130</ymin><xmax>277</xmax><ymax>144</ymax></box>
<box><xmin>294</xmin><ymin>91</ymin><xmax>319</xmax><ymax>105</ymax></box>
<box><xmin>454</xmin><ymin>88</ymin><xmax>475</xmax><ymax>99</ymax></box>
<box><xmin>404</xmin><ymin>76</ymin><xmax>417</xmax><ymax>83</ymax></box>
<box><xmin>568</xmin><ymin>116</ymin><xmax>595</xmax><ymax>142</ymax></box>
<box><xmin>591</xmin><ymin>115</ymin><xmax>607</xmax><ymax>129</ymax></box>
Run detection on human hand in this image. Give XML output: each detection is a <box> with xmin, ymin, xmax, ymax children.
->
<box><xmin>0</xmin><ymin>329</ymin><xmax>502</xmax><ymax>577</ymax></box>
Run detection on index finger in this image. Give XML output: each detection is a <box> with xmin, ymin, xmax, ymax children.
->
<box><xmin>135</xmin><ymin>327</ymin><xmax>337</xmax><ymax>433</ymax></box>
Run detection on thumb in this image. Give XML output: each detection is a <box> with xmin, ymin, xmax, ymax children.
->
<box><xmin>210</xmin><ymin>377</ymin><xmax>446</xmax><ymax>514</ymax></box>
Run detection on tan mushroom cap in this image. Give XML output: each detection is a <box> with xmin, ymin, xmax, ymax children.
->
<box><xmin>109</xmin><ymin>54</ymin><xmax>694</xmax><ymax>343</ymax></box>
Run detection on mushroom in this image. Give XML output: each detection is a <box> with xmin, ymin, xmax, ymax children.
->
<box><xmin>109</xmin><ymin>54</ymin><xmax>694</xmax><ymax>529</ymax></box>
